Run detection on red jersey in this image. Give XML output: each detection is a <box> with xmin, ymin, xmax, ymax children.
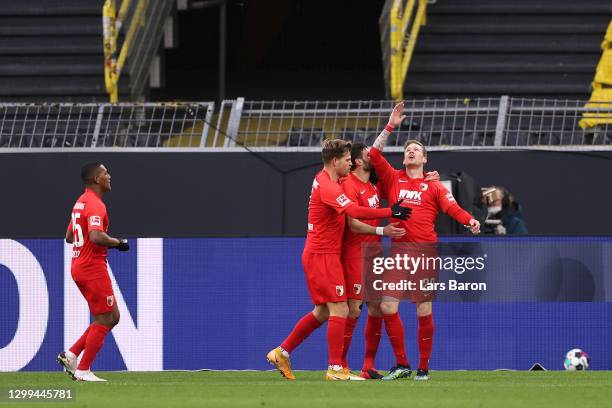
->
<box><xmin>369</xmin><ymin>147</ymin><xmax>472</xmax><ymax>243</ymax></box>
<box><xmin>340</xmin><ymin>173</ymin><xmax>382</xmax><ymax>258</ymax></box>
<box><xmin>67</xmin><ymin>189</ymin><xmax>110</xmax><ymax>281</ymax></box>
<box><xmin>305</xmin><ymin>170</ymin><xmax>355</xmax><ymax>254</ymax></box>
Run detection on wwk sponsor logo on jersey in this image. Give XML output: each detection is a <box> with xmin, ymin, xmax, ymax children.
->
<box><xmin>399</xmin><ymin>189</ymin><xmax>423</xmax><ymax>204</ymax></box>
<box><xmin>367</xmin><ymin>194</ymin><xmax>380</xmax><ymax>208</ymax></box>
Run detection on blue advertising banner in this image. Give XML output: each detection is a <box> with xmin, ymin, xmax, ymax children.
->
<box><xmin>1</xmin><ymin>237</ymin><xmax>611</xmax><ymax>372</ymax></box>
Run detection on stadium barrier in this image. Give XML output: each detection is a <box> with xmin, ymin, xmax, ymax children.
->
<box><xmin>1</xmin><ymin>236</ymin><xmax>611</xmax><ymax>372</ymax></box>
<box><xmin>0</xmin><ymin>98</ymin><xmax>610</xmax><ymax>150</ymax></box>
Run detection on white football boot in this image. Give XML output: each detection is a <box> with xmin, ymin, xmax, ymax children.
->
<box><xmin>74</xmin><ymin>370</ymin><xmax>107</xmax><ymax>382</ymax></box>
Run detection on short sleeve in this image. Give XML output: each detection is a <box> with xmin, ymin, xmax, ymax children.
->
<box><xmin>435</xmin><ymin>182</ymin><xmax>456</xmax><ymax>213</ymax></box>
<box><xmin>85</xmin><ymin>200</ymin><xmax>106</xmax><ymax>232</ymax></box>
<box><xmin>320</xmin><ymin>177</ymin><xmax>354</xmax><ymax>214</ymax></box>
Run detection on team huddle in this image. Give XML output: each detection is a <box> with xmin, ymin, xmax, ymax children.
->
<box><xmin>55</xmin><ymin>102</ymin><xmax>479</xmax><ymax>383</ymax></box>
<box><xmin>267</xmin><ymin>102</ymin><xmax>480</xmax><ymax>381</ymax></box>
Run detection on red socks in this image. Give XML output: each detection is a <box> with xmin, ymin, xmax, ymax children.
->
<box><xmin>77</xmin><ymin>323</ymin><xmax>111</xmax><ymax>371</ymax></box>
<box><xmin>327</xmin><ymin>316</ymin><xmax>346</xmax><ymax>366</ymax></box>
<box><xmin>383</xmin><ymin>312</ymin><xmax>409</xmax><ymax>367</ymax></box>
<box><xmin>362</xmin><ymin>315</ymin><xmax>383</xmax><ymax>371</ymax></box>
<box><xmin>418</xmin><ymin>314</ymin><xmax>434</xmax><ymax>370</ymax></box>
<box><xmin>69</xmin><ymin>325</ymin><xmax>91</xmax><ymax>357</ymax></box>
<box><xmin>340</xmin><ymin>317</ymin><xmax>358</xmax><ymax>368</ymax></box>
<box><xmin>281</xmin><ymin>312</ymin><xmax>322</xmax><ymax>353</ymax></box>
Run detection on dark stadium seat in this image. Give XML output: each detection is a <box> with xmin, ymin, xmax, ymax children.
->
<box><xmin>286</xmin><ymin>128</ymin><xmax>325</xmax><ymax>146</ymax></box>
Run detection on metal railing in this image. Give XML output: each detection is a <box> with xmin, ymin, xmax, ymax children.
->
<box><xmin>103</xmin><ymin>0</ymin><xmax>174</xmax><ymax>102</ymax></box>
<box><xmin>0</xmin><ymin>102</ymin><xmax>214</xmax><ymax>148</ymax></box>
<box><xmin>0</xmin><ymin>98</ymin><xmax>610</xmax><ymax>150</ymax></box>
<box><xmin>212</xmin><ymin>97</ymin><xmax>612</xmax><ymax>149</ymax></box>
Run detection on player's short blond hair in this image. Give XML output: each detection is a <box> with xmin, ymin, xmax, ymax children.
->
<box><xmin>403</xmin><ymin>139</ymin><xmax>427</xmax><ymax>156</ymax></box>
<box><xmin>322</xmin><ymin>139</ymin><xmax>352</xmax><ymax>163</ymax></box>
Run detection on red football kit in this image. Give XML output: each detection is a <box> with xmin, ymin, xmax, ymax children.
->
<box><xmin>302</xmin><ymin>169</ymin><xmax>393</xmax><ymax>304</ymax></box>
<box><xmin>340</xmin><ymin>173</ymin><xmax>384</xmax><ymax>300</ymax></box>
<box><xmin>369</xmin><ymin>146</ymin><xmax>473</xmax><ymax>302</ymax></box>
<box><xmin>277</xmin><ymin>168</ymin><xmax>396</xmax><ymax>369</ymax></box>
<box><xmin>369</xmin><ymin>147</ymin><xmax>472</xmax><ymax>242</ymax></box>
<box><xmin>67</xmin><ymin>189</ymin><xmax>115</xmax><ymax>315</ymax></box>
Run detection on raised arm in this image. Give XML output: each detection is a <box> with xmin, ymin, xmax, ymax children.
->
<box><xmin>372</xmin><ymin>101</ymin><xmax>406</xmax><ymax>151</ymax></box>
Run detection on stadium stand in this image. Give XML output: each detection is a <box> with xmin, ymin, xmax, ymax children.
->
<box><xmin>393</xmin><ymin>0</ymin><xmax>611</xmax><ymax>99</ymax></box>
<box><xmin>0</xmin><ymin>0</ymin><xmax>173</xmax><ymax>102</ymax></box>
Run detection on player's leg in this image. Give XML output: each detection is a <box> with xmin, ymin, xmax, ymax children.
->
<box><xmin>325</xmin><ymin>300</ymin><xmax>360</xmax><ymax>380</ymax></box>
<box><xmin>74</xmin><ymin>277</ymin><xmax>118</xmax><ymax>382</ymax></box>
<box><xmin>57</xmin><ymin>281</ymin><xmax>89</xmax><ymax>378</ymax></box>
<box><xmin>57</xmin><ymin>278</ymin><xmax>117</xmax><ymax>380</ymax></box>
<box><xmin>280</xmin><ymin>304</ymin><xmax>326</xmax><ymax>354</ymax></box>
<box><xmin>267</xmin><ymin>303</ymin><xmax>327</xmax><ymax>380</ymax></box>
<box><xmin>380</xmin><ymin>298</ymin><xmax>411</xmax><ymax>380</ymax></box>
<box><xmin>326</xmin><ymin>300</ymin><xmax>349</xmax><ymax>371</ymax></box>
<box><xmin>340</xmin><ymin>255</ymin><xmax>364</xmax><ymax>372</ymax></box>
<box><xmin>340</xmin><ymin>299</ymin><xmax>361</xmax><ymax>369</ymax></box>
<box><xmin>269</xmin><ymin>304</ymin><xmax>327</xmax><ymax>380</ymax></box>
<box><xmin>413</xmin><ymin>244</ymin><xmax>437</xmax><ymax>381</ymax></box>
<box><xmin>360</xmin><ymin>301</ymin><xmax>384</xmax><ymax>379</ymax></box>
<box><xmin>415</xmin><ymin>301</ymin><xmax>433</xmax><ymax>381</ymax></box>
<box><xmin>268</xmin><ymin>251</ymin><xmax>331</xmax><ymax>380</ymax></box>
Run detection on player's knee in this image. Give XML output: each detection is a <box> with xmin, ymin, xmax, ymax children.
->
<box><xmin>329</xmin><ymin>302</ymin><xmax>349</xmax><ymax>318</ymax></box>
<box><xmin>312</xmin><ymin>306</ymin><xmax>329</xmax><ymax>323</ymax></box>
<box><xmin>367</xmin><ymin>303</ymin><xmax>383</xmax><ymax>317</ymax></box>
<box><xmin>348</xmin><ymin>303</ymin><xmax>362</xmax><ymax>319</ymax></box>
<box><xmin>416</xmin><ymin>302</ymin><xmax>432</xmax><ymax>316</ymax></box>
<box><xmin>380</xmin><ymin>301</ymin><xmax>398</xmax><ymax>315</ymax></box>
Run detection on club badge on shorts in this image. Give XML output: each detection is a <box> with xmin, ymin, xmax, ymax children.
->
<box><xmin>353</xmin><ymin>284</ymin><xmax>362</xmax><ymax>295</ymax></box>
<box><xmin>107</xmin><ymin>295</ymin><xmax>114</xmax><ymax>307</ymax></box>
<box><xmin>335</xmin><ymin>285</ymin><xmax>344</xmax><ymax>297</ymax></box>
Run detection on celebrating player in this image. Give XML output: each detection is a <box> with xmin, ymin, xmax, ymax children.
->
<box><xmin>267</xmin><ymin>139</ymin><xmax>412</xmax><ymax>381</ymax></box>
<box><xmin>367</xmin><ymin>102</ymin><xmax>480</xmax><ymax>381</ymax></box>
<box><xmin>339</xmin><ymin>143</ymin><xmax>439</xmax><ymax>379</ymax></box>
<box><xmin>57</xmin><ymin>163</ymin><xmax>129</xmax><ymax>382</ymax></box>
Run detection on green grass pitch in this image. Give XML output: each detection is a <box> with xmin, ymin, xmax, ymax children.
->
<box><xmin>1</xmin><ymin>371</ymin><xmax>611</xmax><ymax>408</ymax></box>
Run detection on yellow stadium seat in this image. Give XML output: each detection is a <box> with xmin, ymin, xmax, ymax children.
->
<box><xmin>579</xmin><ymin>86</ymin><xmax>612</xmax><ymax>129</ymax></box>
<box><xmin>594</xmin><ymin>48</ymin><xmax>612</xmax><ymax>85</ymax></box>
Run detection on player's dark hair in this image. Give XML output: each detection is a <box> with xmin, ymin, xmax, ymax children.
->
<box><xmin>403</xmin><ymin>139</ymin><xmax>427</xmax><ymax>157</ymax></box>
<box><xmin>81</xmin><ymin>162</ymin><xmax>103</xmax><ymax>184</ymax></box>
<box><xmin>321</xmin><ymin>139</ymin><xmax>352</xmax><ymax>164</ymax></box>
<box><xmin>350</xmin><ymin>143</ymin><xmax>367</xmax><ymax>171</ymax></box>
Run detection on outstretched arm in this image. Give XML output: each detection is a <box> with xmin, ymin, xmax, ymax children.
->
<box><xmin>372</xmin><ymin>101</ymin><xmax>406</xmax><ymax>151</ymax></box>
<box><xmin>436</xmin><ymin>184</ymin><xmax>480</xmax><ymax>234</ymax></box>
<box><xmin>344</xmin><ymin>200</ymin><xmax>411</xmax><ymax>221</ymax></box>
